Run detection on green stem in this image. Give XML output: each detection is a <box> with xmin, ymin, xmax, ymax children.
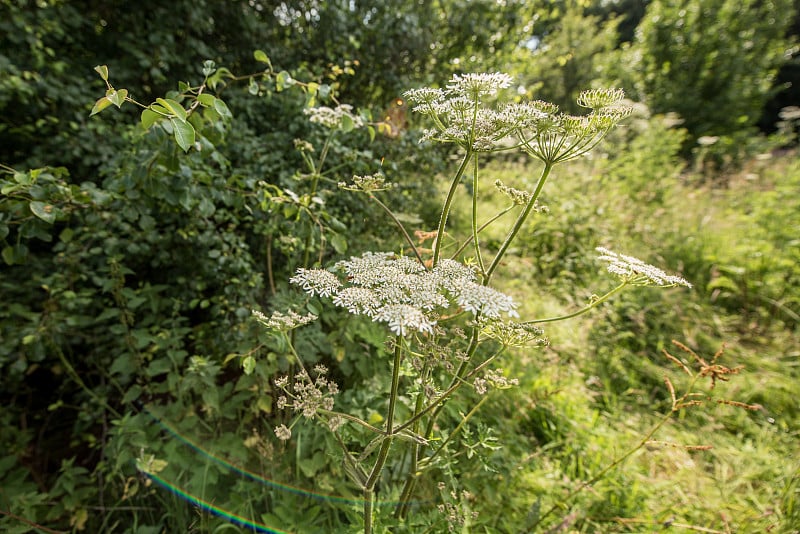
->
<box><xmin>450</xmin><ymin>205</ymin><xmax>515</xmax><ymax>261</ymax></box>
<box><xmin>370</xmin><ymin>194</ymin><xmax>425</xmax><ymax>266</ymax></box>
<box><xmin>426</xmin><ymin>396</ymin><xmax>489</xmax><ymax>465</ymax></box>
<box><xmin>485</xmin><ymin>162</ymin><xmax>553</xmax><ymax>283</ymax></box>
<box><xmin>364</xmin><ymin>335</ymin><xmax>404</xmax><ymax>533</ymax></box>
<box><xmin>471</xmin><ymin>154</ymin><xmax>485</xmax><ymax>275</ymax></box>
<box><xmin>395</xmin><ymin>361</ymin><xmax>431</xmax><ymax>519</ymax></box>
<box><xmin>523</xmin><ymin>282</ymin><xmax>628</xmax><ymax>325</ymax></box>
<box><xmin>433</xmin><ymin>150</ymin><xmax>473</xmax><ymax>267</ymax></box>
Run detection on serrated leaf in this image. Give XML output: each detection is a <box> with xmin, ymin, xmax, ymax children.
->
<box><xmin>30</xmin><ymin>201</ymin><xmax>56</xmax><ymax>223</ymax></box>
<box><xmin>94</xmin><ymin>65</ymin><xmax>109</xmax><ymax>81</ymax></box>
<box><xmin>156</xmin><ymin>98</ymin><xmax>187</xmax><ymax>122</ymax></box>
<box><xmin>141</xmin><ymin>108</ymin><xmax>160</xmax><ymax>129</ymax></box>
<box><xmin>170</xmin><ymin>118</ymin><xmax>195</xmax><ymax>152</ymax></box>
<box><xmin>254</xmin><ymin>49</ymin><xmax>270</xmax><ymax>64</ymax></box>
<box><xmin>202</xmin><ymin>59</ymin><xmax>216</xmax><ymax>77</ymax></box>
<box><xmin>90</xmin><ymin>96</ymin><xmax>113</xmax><ymax>116</ymax></box>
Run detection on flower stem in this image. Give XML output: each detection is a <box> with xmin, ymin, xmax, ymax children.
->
<box><xmin>523</xmin><ymin>282</ymin><xmax>628</xmax><ymax>325</ymax></box>
<box><xmin>433</xmin><ymin>150</ymin><xmax>473</xmax><ymax>267</ymax></box>
<box><xmin>370</xmin><ymin>194</ymin><xmax>425</xmax><ymax>266</ymax></box>
<box><xmin>364</xmin><ymin>335</ymin><xmax>404</xmax><ymax>533</ymax></box>
<box><xmin>485</xmin><ymin>162</ymin><xmax>553</xmax><ymax>283</ymax></box>
<box><xmin>471</xmin><ymin>154</ymin><xmax>486</xmax><ymax>275</ymax></box>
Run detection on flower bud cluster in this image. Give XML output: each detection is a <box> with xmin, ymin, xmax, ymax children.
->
<box><xmin>338</xmin><ymin>172</ymin><xmax>395</xmax><ymax>192</ymax></box>
<box><xmin>273</xmin><ymin>366</ymin><xmax>339</xmax><ymax>441</ymax></box>
<box><xmin>473</xmin><ymin>368</ymin><xmax>519</xmax><ymax>395</ymax></box>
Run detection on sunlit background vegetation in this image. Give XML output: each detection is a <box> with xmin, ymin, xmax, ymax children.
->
<box><xmin>1</xmin><ymin>0</ymin><xmax>798</xmax><ymax>532</ymax></box>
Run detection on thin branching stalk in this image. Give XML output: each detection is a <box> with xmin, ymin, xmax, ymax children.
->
<box><xmin>523</xmin><ymin>282</ymin><xmax>628</xmax><ymax>325</ymax></box>
<box><xmin>364</xmin><ymin>335</ymin><xmax>404</xmax><ymax>533</ymax></box>
<box><xmin>485</xmin><ymin>162</ymin><xmax>553</xmax><ymax>282</ymax></box>
<box><xmin>471</xmin><ymin>154</ymin><xmax>486</xmax><ymax>275</ymax></box>
<box><xmin>433</xmin><ymin>150</ymin><xmax>473</xmax><ymax>267</ymax></box>
<box><xmin>450</xmin><ymin>204</ymin><xmax>515</xmax><ymax>260</ymax></box>
<box><xmin>370</xmin><ymin>194</ymin><xmax>425</xmax><ymax>266</ymax></box>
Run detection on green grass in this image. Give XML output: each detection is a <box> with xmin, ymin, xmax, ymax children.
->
<box><xmin>440</xmin><ymin>145</ymin><xmax>800</xmax><ymax>532</ymax></box>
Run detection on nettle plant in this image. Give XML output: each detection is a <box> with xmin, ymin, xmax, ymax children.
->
<box><xmin>251</xmin><ymin>73</ymin><xmax>691</xmax><ymax>532</ymax></box>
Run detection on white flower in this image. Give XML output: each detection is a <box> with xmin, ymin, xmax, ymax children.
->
<box><xmin>332</xmin><ymin>287</ymin><xmax>380</xmax><ymax>316</ymax></box>
<box><xmin>289</xmin><ymin>268</ymin><xmax>342</xmax><ymax>297</ymax></box>
<box><xmin>446</xmin><ymin>73</ymin><xmax>513</xmax><ymax>98</ymax></box>
<box><xmin>303</xmin><ymin>104</ymin><xmax>364</xmax><ymax>129</ymax></box>
<box><xmin>252</xmin><ymin>309</ymin><xmax>317</xmax><ymax>331</ymax></box>
<box><xmin>455</xmin><ymin>282</ymin><xmax>519</xmax><ymax>319</ymax></box>
<box><xmin>373</xmin><ymin>304</ymin><xmax>437</xmax><ymax>337</ymax></box>
<box><xmin>274</xmin><ymin>424</ymin><xmax>292</xmax><ymax>441</ymax></box>
<box><xmin>596</xmin><ymin>247</ymin><xmax>692</xmax><ymax>288</ymax></box>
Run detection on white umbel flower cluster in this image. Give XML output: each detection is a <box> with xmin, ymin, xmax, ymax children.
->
<box><xmin>404</xmin><ymin>72</ymin><xmax>631</xmax><ymax>159</ymax></box>
<box><xmin>303</xmin><ymin>104</ymin><xmax>364</xmax><ymax>130</ymax></box>
<box><xmin>290</xmin><ymin>252</ymin><xmax>519</xmax><ymax>337</ymax></box>
<box><xmin>596</xmin><ymin>247</ymin><xmax>692</xmax><ymax>288</ymax></box>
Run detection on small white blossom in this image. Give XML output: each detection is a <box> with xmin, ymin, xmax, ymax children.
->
<box><xmin>455</xmin><ymin>282</ymin><xmax>519</xmax><ymax>319</ymax></box>
<box><xmin>596</xmin><ymin>247</ymin><xmax>692</xmax><ymax>288</ymax></box>
<box><xmin>446</xmin><ymin>73</ymin><xmax>513</xmax><ymax>98</ymax></box>
<box><xmin>303</xmin><ymin>104</ymin><xmax>364</xmax><ymax>130</ymax></box>
<box><xmin>274</xmin><ymin>424</ymin><xmax>292</xmax><ymax>441</ymax></box>
<box><xmin>373</xmin><ymin>304</ymin><xmax>437</xmax><ymax>337</ymax></box>
<box><xmin>289</xmin><ymin>268</ymin><xmax>342</xmax><ymax>297</ymax></box>
<box><xmin>252</xmin><ymin>309</ymin><xmax>317</xmax><ymax>331</ymax></box>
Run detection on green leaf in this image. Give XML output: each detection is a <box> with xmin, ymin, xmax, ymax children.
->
<box><xmin>29</xmin><ymin>201</ymin><xmax>56</xmax><ymax>223</ymax></box>
<box><xmin>59</xmin><ymin>227</ymin><xmax>74</xmax><ymax>243</ymax></box>
<box><xmin>170</xmin><ymin>118</ymin><xmax>195</xmax><ymax>152</ymax></box>
<box><xmin>340</xmin><ymin>114</ymin><xmax>354</xmax><ymax>132</ymax></box>
<box><xmin>196</xmin><ymin>93</ymin><xmax>215</xmax><ymax>107</ymax></box>
<box><xmin>242</xmin><ymin>355</ymin><xmax>256</xmax><ymax>375</ymax></box>
<box><xmin>122</xmin><ymin>385</ymin><xmax>142</xmax><ymax>404</ymax></box>
<box><xmin>141</xmin><ymin>108</ymin><xmax>160</xmax><ymax>129</ymax></box>
<box><xmin>2</xmin><ymin>244</ymin><xmax>28</xmax><ymax>265</ymax></box>
<box><xmin>90</xmin><ymin>96</ymin><xmax>113</xmax><ymax>116</ymax></box>
<box><xmin>202</xmin><ymin>59</ymin><xmax>216</xmax><ymax>77</ymax></box>
<box><xmin>109</xmin><ymin>88</ymin><xmax>128</xmax><ymax>108</ymax></box>
<box><xmin>13</xmin><ymin>171</ymin><xmax>33</xmax><ymax>185</ymax></box>
<box><xmin>276</xmin><ymin>71</ymin><xmax>294</xmax><ymax>92</ymax></box>
<box><xmin>213</xmin><ymin>99</ymin><xmax>232</xmax><ymax>120</ymax></box>
<box><xmin>248</xmin><ymin>78</ymin><xmax>259</xmax><ymax>95</ymax></box>
<box><xmin>317</xmin><ymin>84</ymin><xmax>332</xmax><ymax>100</ymax></box>
<box><xmin>156</xmin><ymin>98</ymin><xmax>187</xmax><ymax>122</ymax></box>
<box><xmin>330</xmin><ymin>233</ymin><xmax>347</xmax><ymax>254</ymax></box>
<box><xmin>254</xmin><ymin>49</ymin><xmax>270</xmax><ymax>64</ymax></box>
<box><xmin>94</xmin><ymin>65</ymin><xmax>109</xmax><ymax>81</ymax></box>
